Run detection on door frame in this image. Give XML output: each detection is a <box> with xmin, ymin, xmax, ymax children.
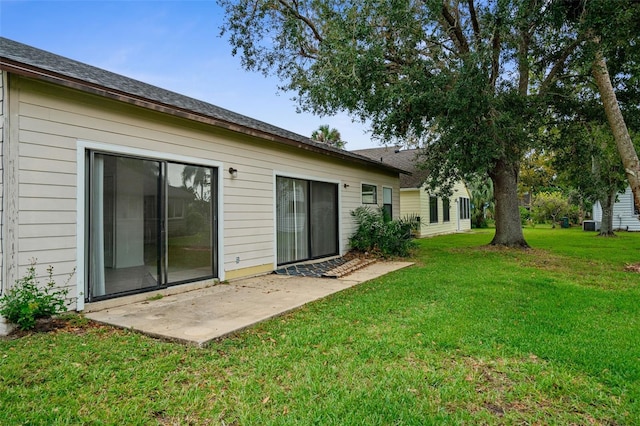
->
<box><xmin>76</xmin><ymin>141</ymin><xmax>225</xmax><ymax>310</ymax></box>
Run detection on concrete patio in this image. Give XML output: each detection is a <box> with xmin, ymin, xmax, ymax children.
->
<box><xmin>85</xmin><ymin>261</ymin><xmax>413</xmax><ymax>347</ymax></box>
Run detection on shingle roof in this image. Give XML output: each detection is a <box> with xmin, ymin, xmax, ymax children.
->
<box><xmin>0</xmin><ymin>37</ymin><xmax>408</xmax><ymax>175</ymax></box>
<box><xmin>353</xmin><ymin>147</ymin><xmax>428</xmax><ymax>188</ymax></box>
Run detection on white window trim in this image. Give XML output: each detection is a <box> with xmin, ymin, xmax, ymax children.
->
<box><xmin>76</xmin><ymin>140</ymin><xmax>225</xmax><ymax>311</ymax></box>
<box><xmin>361</xmin><ymin>182</ymin><xmax>378</xmax><ymax>205</ymax></box>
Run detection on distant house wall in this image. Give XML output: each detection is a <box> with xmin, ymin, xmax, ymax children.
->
<box><xmin>3</xmin><ymin>75</ymin><xmax>400</xmax><ymax>308</ymax></box>
<box><xmin>400</xmin><ymin>181</ymin><xmax>471</xmax><ymax>237</ymax></box>
<box><xmin>593</xmin><ymin>186</ymin><xmax>640</xmax><ymax>231</ymax></box>
<box><xmin>399</xmin><ymin>188</ymin><xmax>420</xmax><ymax>220</ymax></box>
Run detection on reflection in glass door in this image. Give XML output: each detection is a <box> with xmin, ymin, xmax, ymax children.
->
<box><xmin>87</xmin><ymin>152</ymin><xmax>217</xmax><ymax>301</ymax></box>
<box><xmin>166</xmin><ymin>163</ymin><xmax>215</xmax><ymax>283</ymax></box>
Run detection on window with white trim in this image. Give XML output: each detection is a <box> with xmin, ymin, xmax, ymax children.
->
<box><xmin>443</xmin><ymin>197</ymin><xmax>450</xmax><ymax>222</ymax></box>
<box><xmin>362</xmin><ymin>183</ymin><xmax>378</xmax><ymax>204</ymax></box>
<box><xmin>459</xmin><ymin>197</ymin><xmax>471</xmax><ymax>219</ymax></box>
<box><xmin>382</xmin><ymin>187</ymin><xmax>393</xmax><ymax>218</ymax></box>
<box><xmin>429</xmin><ymin>196</ymin><xmax>439</xmax><ymax>223</ymax></box>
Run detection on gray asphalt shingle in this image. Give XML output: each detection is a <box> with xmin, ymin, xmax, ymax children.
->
<box><xmin>0</xmin><ymin>37</ymin><xmax>409</xmax><ymax>175</ymax></box>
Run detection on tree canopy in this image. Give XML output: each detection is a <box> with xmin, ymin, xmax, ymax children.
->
<box><xmin>219</xmin><ymin>0</ymin><xmax>640</xmax><ymax>247</ymax></box>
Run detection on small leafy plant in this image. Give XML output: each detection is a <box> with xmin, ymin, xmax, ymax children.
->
<box><xmin>349</xmin><ymin>206</ymin><xmax>417</xmax><ymax>257</ymax></box>
<box><xmin>0</xmin><ymin>261</ymin><xmax>72</xmax><ymax>330</ymax></box>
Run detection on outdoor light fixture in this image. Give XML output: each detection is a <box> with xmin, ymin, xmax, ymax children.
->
<box><xmin>343</xmin><ymin>183</ymin><xmax>350</xmax><ymax>189</ymax></box>
<box><xmin>228</xmin><ymin>167</ymin><xmax>238</xmax><ymax>178</ymax></box>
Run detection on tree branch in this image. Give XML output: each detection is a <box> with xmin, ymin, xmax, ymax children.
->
<box><xmin>489</xmin><ymin>21</ymin><xmax>500</xmax><ymax>90</ymax></box>
<box><xmin>277</xmin><ymin>0</ymin><xmax>324</xmax><ymax>43</ymax></box>
<box><xmin>538</xmin><ymin>37</ymin><xmax>582</xmax><ymax>96</ymax></box>
<box><xmin>518</xmin><ymin>31</ymin><xmax>530</xmax><ymax>96</ymax></box>
<box><xmin>441</xmin><ymin>2</ymin><xmax>470</xmax><ymax>54</ymax></box>
<box><xmin>467</xmin><ymin>0</ymin><xmax>481</xmax><ymax>47</ymax></box>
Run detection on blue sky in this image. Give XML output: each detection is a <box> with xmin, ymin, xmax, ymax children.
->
<box><xmin>0</xmin><ymin>0</ymin><xmax>377</xmax><ymax>150</ymax></box>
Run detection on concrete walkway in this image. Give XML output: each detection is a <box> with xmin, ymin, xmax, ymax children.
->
<box><xmin>85</xmin><ymin>261</ymin><xmax>413</xmax><ymax>347</ymax></box>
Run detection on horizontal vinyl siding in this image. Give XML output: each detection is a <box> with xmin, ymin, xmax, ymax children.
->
<box><xmin>13</xmin><ymin>76</ymin><xmax>400</xmax><ymax>286</ymax></box>
<box><xmin>613</xmin><ymin>187</ymin><xmax>640</xmax><ymax>231</ymax></box>
<box><xmin>400</xmin><ymin>189</ymin><xmax>421</xmax><ymax>218</ymax></box>
<box><xmin>412</xmin><ymin>181</ymin><xmax>471</xmax><ymax>237</ymax></box>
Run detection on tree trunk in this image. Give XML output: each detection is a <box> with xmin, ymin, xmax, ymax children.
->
<box><xmin>489</xmin><ymin>159</ymin><xmax>529</xmax><ymax>247</ymax></box>
<box><xmin>592</xmin><ymin>52</ymin><xmax>640</xmax><ymax>217</ymax></box>
<box><xmin>598</xmin><ymin>191</ymin><xmax>616</xmax><ymax>237</ymax></box>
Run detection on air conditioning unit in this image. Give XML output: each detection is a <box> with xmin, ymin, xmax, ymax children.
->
<box><xmin>583</xmin><ymin>220</ymin><xmax>601</xmax><ymax>231</ymax></box>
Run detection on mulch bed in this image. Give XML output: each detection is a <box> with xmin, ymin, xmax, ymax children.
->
<box><xmin>2</xmin><ymin>316</ymin><xmax>108</xmax><ymax>339</ymax></box>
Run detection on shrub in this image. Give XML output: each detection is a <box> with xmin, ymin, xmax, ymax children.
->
<box><xmin>186</xmin><ymin>210</ymin><xmax>205</xmax><ymax>235</ymax></box>
<box><xmin>520</xmin><ymin>206</ymin><xmax>531</xmax><ymax>226</ymax></box>
<box><xmin>0</xmin><ymin>262</ymin><xmax>72</xmax><ymax>330</ymax></box>
<box><xmin>349</xmin><ymin>206</ymin><xmax>417</xmax><ymax>257</ymax></box>
<box><xmin>532</xmin><ymin>191</ymin><xmax>571</xmax><ymax>228</ymax></box>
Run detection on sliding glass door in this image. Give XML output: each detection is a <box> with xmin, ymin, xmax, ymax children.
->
<box><xmin>166</xmin><ymin>163</ymin><xmax>215</xmax><ymax>283</ymax></box>
<box><xmin>276</xmin><ymin>176</ymin><xmax>338</xmax><ymax>265</ymax></box>
<box><xmin>87</xmin><ymin>152</ymin><xmax>217</xmax><ymax>301</ymax></box>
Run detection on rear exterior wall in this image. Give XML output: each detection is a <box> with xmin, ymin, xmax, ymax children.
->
<box><xmin>2</xmin><ymin>75</ymin><xmax>400</xmax><ymax>309</ymax></box>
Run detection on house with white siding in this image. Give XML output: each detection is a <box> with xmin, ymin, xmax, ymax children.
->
<box><xmin>0</xmin><ymin>38</ymin><xmax>406</xmax><ymax>333</ymax></box>
<box><xmin>354</xmin><ymin>147</ymin><xmax>472</xmax><ymax>237</ymax></box>
<box><xmin>593</xmin><ymin>186</ymin><xmax>640</xmax><ymax>231</ymax></box>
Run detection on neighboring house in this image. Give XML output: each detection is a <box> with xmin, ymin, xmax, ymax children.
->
<box><xmin>353</xmin><ymin>147</ymin><xmax>472</xmax><ymax>237</ymax></box>
<box><xmin>593</xmin><ymin>186</ymin><xmax>640</xmax><ymax>231</ymax></box>
<box><xmin>0</xmin><ymin>37</ymin><xmax>406</xmax><ymax>331</ymax></box>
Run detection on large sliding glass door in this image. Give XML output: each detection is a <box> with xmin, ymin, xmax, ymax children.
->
<box><xmin>276</xmin><ymin>176</ymin><xmax>338</xmax><ymax>265</ymax></box>
<box><xmin>86</xmin><ymin>152</ymin><xmax>217</xmax><ymax>301</ymax></box>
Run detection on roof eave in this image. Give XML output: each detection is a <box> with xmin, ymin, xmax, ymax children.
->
<box><xmin>1</xmin><ymin>57</ymin><xmax>408</xmax><ymax>175</ymax></box>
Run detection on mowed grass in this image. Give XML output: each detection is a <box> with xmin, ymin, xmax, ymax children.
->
<box><xmin>1</xmin><ymin>227</ymin><xmax>639</xmax><ymax>425</ymax></box>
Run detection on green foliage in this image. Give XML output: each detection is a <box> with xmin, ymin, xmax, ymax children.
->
<box><xmin>519</xmin><ymin>206</ymin><xmax>531</xmax><ymax>226</ymax></box>
<box><xmin>311</xmin><ymin>124</ymin><xmax>346</xmax><ymax>149</ymax></box>
<box><xmin>349</xmin><ymin>206</ymin><xmax>416</xmax><ymax>257</ymax></box>
<box><xmin>218</xmin><ymin>0</ymin><xmax>640</xmax><ymax>247</ymax></box>
<box><xmin>0</xmin><ymin>262</ymin><xmax>71</xmax><ymax>330</ymax></box>
<box><xmin>186</xmin><ymin>210</ymin><xmax>204</xmax><ymax>235</ymax></box>
<box><xmin>519</xmin><ymin>149</ymin><xmax>559</xmax><ymax>197</ymax></box>
<box><xmin>218</xmin><ymin>0</ymin><xmax>594</xmax><ymax>246</ymax></box>
<box><xmin>468</xmin><ymin>177</ymin><xmax>494</xmax><ymax>229</ymax></box>
<box><xmin>532</xmin><ymin>191</ymin><xmax>571</xmax><ymax>228</ymax></box>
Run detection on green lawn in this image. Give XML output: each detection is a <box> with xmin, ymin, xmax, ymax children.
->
<box><xmin>2</xmin><ymin>227</ymin><xmax>639</xmax><ymax>425</ymax></box>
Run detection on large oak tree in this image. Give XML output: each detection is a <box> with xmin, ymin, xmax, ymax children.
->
<box><xmin>219</xmin><ymin>0</ymin><xmax>598</xmax><ymax>247</ymax></box>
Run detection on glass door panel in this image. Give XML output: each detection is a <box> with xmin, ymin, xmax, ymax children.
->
<box><xmin>310</xmin><ymin>181</ymin><xmax>338</xmax><ymax>258</ymax></box>
<box><xmin>276</xmin><ymin>177</ymin><xmax>309</xmax><ymax>264</ymax></box>
<box><xmin>166</xmin><ymin>163</ymin><xmax>215</xmax><ymax>283</ymax></box>
<box><xmin>90</xmin><ymin>154</ymin><xmax>160</xmax><ymax>298</ymax></box>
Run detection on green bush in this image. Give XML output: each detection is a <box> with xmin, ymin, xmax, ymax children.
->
<box><xmin>520</xmin><ymin>206</ymin><xmax>531</xmax><ymax>226</ymax></box>
<box><xmin>0</xmin><ymin>262</ymin><xmax>71</xmax><ymax>330</ymax></box>
<box><xmin>186</xmin><ymin>210</ymin><xmax>205</xmax><ymax>235</ymax></box>
<box><xmin>349</xmin><ymin>206</ymin><xmax>417</xmax><ymax>257</ymax></box>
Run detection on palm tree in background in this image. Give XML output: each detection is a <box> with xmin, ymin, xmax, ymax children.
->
<box><xmin>468</xmin><ymin>177</ymin><xmax>495</xmax><ymax>228</ymax></box>
<box><xmin>311</xmin><ymin>124</ymin><xmax>346</xmax><ymax>149</ymax></box>
<box><xmin>181</xmin><ymin>165</ymin><xmax>210</xmax><ymax>201</ymax></box>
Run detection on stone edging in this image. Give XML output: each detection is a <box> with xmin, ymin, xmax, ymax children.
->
<box><xmin>321</xmin><ymin>258</ymin><xmax>377</xmax><ymax>278</ymax></box>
